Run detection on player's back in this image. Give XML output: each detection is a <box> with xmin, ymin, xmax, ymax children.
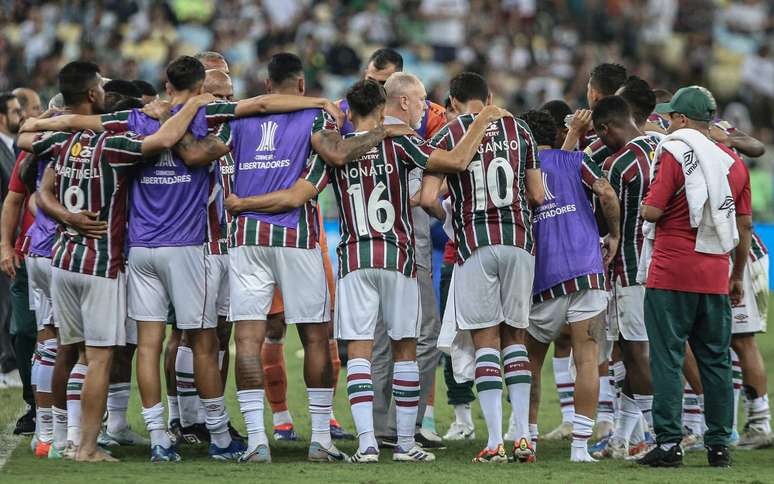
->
<box><xmin>320</xmin><ymin>133</ymin><xmax>431</xmax><ymax>278</ymax></box>
<box><xmin>38</xmin><ymin>130</ymin><xmax>145</xmax><ymax>277</ymax></box>
<box><xmin>431</xmin><ymin>114</ymin><xmax>539</xmax><ymax>262</ymax></box>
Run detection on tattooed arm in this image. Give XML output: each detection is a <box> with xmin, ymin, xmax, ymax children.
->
<box><xmin>592</xmin><ymin>178</ymin><xmax>620</xmax><ymax>267</ymax></box>
<box><xmin>174</xmin><ymin>133</ymin><xmax>231</xmax><ymax>167</ymax></box>
<box><xmin>311</xmin><ymin>127</ymin><xmax>388</xmax><ymax>168</ymax></box>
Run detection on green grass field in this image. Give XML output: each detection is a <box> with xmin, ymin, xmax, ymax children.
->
<box><xmin>2</xmin><ymin>305</ymin><xmax>774</xmax><ymax>483</ymax></box>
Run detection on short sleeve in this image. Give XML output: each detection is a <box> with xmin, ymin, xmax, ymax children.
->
<box><xmin>733</xmin><ymin>160</ymin><xmax>752</xmax><ymax>217</ymax></box>
<box><xmin>580</xmin><ymin>153</ymin><xmax>603</xmax><ymax>190</ymax></box>
<box><xmin>312</xmin><ymin>110</ymin><xmax>338</xmax><ymax>135</ymax></box>
<box><xmin>205</xmin><ymin>102</ymin><xmax>238</xmax><ymax>128</ymax></box>
<box><xmin>102</xmin><ymin>132</ymin><xmax>146</xmax><ymax>168</ymax></box>
<box><xmin>31</xmin><ymin>132</ymin><xmax>69</xmax><ymax>159</ymax></box>
<box><xmin>302</xmin><ymin>153</ymin><xmax>330</xmax><ymax>192</ymax></box>
<box><xmin>428</xmin><ymin>124</ymin><xmax>452</xmax><ymax>151</ymax></box>
<box><xmin>394</xmin><ymin>135</ymin><xmax>433</xmax><ymax>170</ymax></box>
<box><xmin>101</xmin><ymin>110</ymin><xmax>133</xmax><ymax>132</ymax></box>
<box><xmin>642</xmin><ymin>151</ymin><xmax>682</xmax><ymax>210</ymax></box>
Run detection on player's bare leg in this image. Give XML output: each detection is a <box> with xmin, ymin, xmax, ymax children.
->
<box><xmin>732</xmin><ymin>333</ymin><xmax>772</xmax><ymax>448</ymax></box>
<box><xmin>569</xmin><ymin>312</ymin><xmax>603</xmax><ymax>462</ymax></box>
<box><xmin>235</xmin><ymin>320</ymin><xmax>270</xmax><ymax>462</ymax></box>
<box><xmin>263</xmin><ymin>313</ymin><xmax>295</xmax><ymax>440</ymax></box>
<box><xmin>76</xmin><ymin>345</ymin><xmax>117</xmax><ymax>463</ymax></box>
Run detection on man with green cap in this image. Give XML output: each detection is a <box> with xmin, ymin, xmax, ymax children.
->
<box><xmin>638</xmin><ymin>86</ymin><xmax>753</xmax><ymax>468</ymax></box>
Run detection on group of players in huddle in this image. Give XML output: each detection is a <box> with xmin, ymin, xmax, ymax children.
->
<box><xmin>5</xmin><ymin>46</ymin><xmax>771</xmax><ymax>466</ymax></box>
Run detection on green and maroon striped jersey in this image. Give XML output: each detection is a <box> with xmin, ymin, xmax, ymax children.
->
<box><xmin>533</xmin><ymin>273</ymin><xmax>607</xmax><ymax>304</ymax></box>
<box><xmin>205</xmin><ymin>153</ymin><xmax>234</xmax><ymax>255</ymax></box>
<box><xmin>32</xmin><ymin>130</ymin><xmax>148</xmax><ymax>278</ymax></box>
<box><xmin>219</xmin><ymin>111</ymin><xmax>335</xmax><ymax>249</ymax></box>
<box><xmin>584</xmin><ymin>137</ymin><xmax>612</xmax><ymax>167</ymax></box>
<box><xmin>602</xmin><ymin>134</ymin><xmax>659</xmax><ymax>287</ymax></box>
<box><xmin>303</xmin><ymin>133</ymin><xmax>433</xmax><ymax>278</ymax></box>
<box><xmin>429</xmin><ymin>114</ymin><xmax>539</xmax><ymax>262</ymax></box>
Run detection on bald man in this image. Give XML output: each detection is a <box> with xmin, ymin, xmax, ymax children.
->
<box><xmin>203</xmin><ymin>70</ymin><xmax>234</xmax><ymax>101</ymax></box>
<box><xmin>12</xmin><ymin>88</ymin><xmax>42</xmax><ymax>121</ymax></box>
<box><xmin>369</xmin><ymin>72</ymin><xmax>445</xmax><ymax>447</ymax></box>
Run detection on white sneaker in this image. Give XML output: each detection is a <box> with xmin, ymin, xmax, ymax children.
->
<box><xmin>443</xmin><ymin>422</ymin><xmax>475</xmax><ymax>441</ymax></box>
<box><xmin>393</xmin><ymin>444</ymin><xmax>435</xmax><ymax>462</ymax></box>
<box><xmin>105</xmin><ymin>426</ymin><xmax>149</xmax><ymax>446</ymax></box>
<box><xmin>543</xmin><ymin>421</ymin><xmax>572</xmax><ymax>440</ymax></box>
<box><xmin>737</xmin><ymin>426</ymin><xmax>774</xmax><ymax>449</ymax></box>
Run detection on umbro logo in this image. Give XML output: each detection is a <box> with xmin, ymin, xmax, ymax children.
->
<box><xmin>257</xmin><ymin>121</ymin><xmax>278</xmax><ymax>152</ymax></box>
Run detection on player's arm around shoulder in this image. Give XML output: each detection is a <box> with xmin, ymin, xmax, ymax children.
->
<box><xmin>226</xmin><ymin>179</ymin><xmax>318</xmax><ymax>215</ymax></box>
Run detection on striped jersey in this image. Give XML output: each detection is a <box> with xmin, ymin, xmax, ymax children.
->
<box><xmin>31</xmin><ymin>130</ymin><xmax>148</xmax><ymax>278</ymax></box>
<box><xmin>100</xmin><ymin>102</ymin><xmax>237</xmax><ymax>248</ymax></box>
<box><xmin>602</xmin><ymin>134</ymin><xmax>660</xmax><ymax>286</ymax></box>
<box><xmin>533</xmin><ymin>273</ymin><xmax>607</xmax><ymax>304</ymax></box>
<box><xmin>584</xmin><ymin>137</ymin><xmax>612</xmax><ymax>167</ymax></box>
<box><xmin>218</xmin><ymin>109</ymin><xmax>331</xmax><ymax>249</ymax></box>
<box><xmin>303</xmin><ymin>133</ymin><xmax>433</xmax><ymax>278</ymax></box>
<box><xmin>429</xmin><ymin>114</ymin><xmax>539</xmax><ymax>262</ymax></box>
<box><xmin>205</xmin><ymin>153</ymin><xmax>234</xmax><ymax>255</ymax></box>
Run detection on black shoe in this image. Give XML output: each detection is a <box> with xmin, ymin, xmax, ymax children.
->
<box><xmin>169</xmin><ymin>418</ymin><xmax>184</xmax><ymax>446</ymax></box>
<box><xmin>706</xmin><ymin>445</ymin><xmax>731</xmax><ymax>468</ymax></box>
<box><xmin>228</xmin><ymin>422</ymin><xmax>245</xmax><ymax>444</ymax></box>
<box><xmin>637</xmin><ymin>444</ymin><xmax>683</xmax><ymax>467</ymax></box>
<box><xmin>414</xmin><ymin>430</ymin><xmax>446</xmax><ymax>450</ymax></box>
<box><xmin>378</xmin><ymin>436</ymin><xmax>397</xmax><ymax>449</ymax></box>
<box><xmin>181</xmin><ymin>422</ymin><xmax>211</xmax><ymax>444</ymax></box>
<box><xmin>13</xmin><ymin>407</ymin><xmax>35</xmax><ymax>435</ymax></box>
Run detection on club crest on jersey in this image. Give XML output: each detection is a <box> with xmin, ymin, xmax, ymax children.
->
<box><xmin>257</xmin><ymin>121</ymin><xmax>278</xmax><ymax>152</ymax></box>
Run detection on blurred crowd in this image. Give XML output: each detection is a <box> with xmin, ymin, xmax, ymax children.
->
<box><xmin>1</xmin><ymin>0</ymin><xmax>773</xmax><ymax>212</ymax></box>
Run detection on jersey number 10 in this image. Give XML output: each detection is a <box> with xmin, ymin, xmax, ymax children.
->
<box><xmin>468</xmin><ymin>156</ymin><xmax>515</xmax><ymax>210</ymax></box>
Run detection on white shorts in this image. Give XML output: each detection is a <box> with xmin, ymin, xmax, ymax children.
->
<box><xmin>229</xmin><ymin>245</ymin><xmax>330</xmax><ymax>324</ymax></box>
<box><xmin>127</xmin><ymin>245</ymin><xmax>215</xmax><ymax>330</ymax></box>
<box><xmin>732</xmin><ymin>255</ymin><xmax>768</xmax><ymax>334</ymax></box>
<box><xmin>26</xmin><ymin>256</ymin><xmax>55</xmax><ymax>331</ymax></box>
<box><xmin>335</xmin><ymin>268</ymin><xmax>420</xmax><ymax>340</ymax></box>
<box><xmin>51</xmin><ymin>267</ymin><xmax>127</xmax><ymax>347</ymax></box>
<box><xmin>528</xmin><ymin>289</ymin><xmax>608</xmax><ymax>344</ymax></box>
<box><xmin>206</xmin><ymin>254</ymin><xmax>230</xmax><ymax>318</ymax></box>
<box><xmin>608</xmin><ymin>282</ymin><xmax>648</xmax><ymax>342</ymax></box>
<box><xmin>125</xmin><ymin>318</ymin><xmax>138</xmax><ymax>345</ymax></box>
<box><xmin>443</xmin><ymin>245</ymin><xmax>534</xmax><ymax>331</ymax></box>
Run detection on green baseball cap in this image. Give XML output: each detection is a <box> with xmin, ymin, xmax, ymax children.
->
<box><xmin>654</xmin><ymin>86</ymin><xmax>716</xmax><ymax>122</ymax></box>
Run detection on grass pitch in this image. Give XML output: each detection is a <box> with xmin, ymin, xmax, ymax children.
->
<box><xmin>2</xmin><ymin>305</ymin><xmax>774</xmax><ymax>483</ymax></box>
